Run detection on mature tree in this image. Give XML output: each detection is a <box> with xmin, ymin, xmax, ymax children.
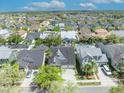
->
<box><xmin>35</xmin><ymin>34</ymin><xmax>62</xmax><ymax>47</ymax></box>
<box><xmin>33</xmin><ymin>66</ymin><xmax>62</xmax><ymax>89</ymax></box>
<box><xmin>38</xmin><ymin>27</ymin><xmax>46</xmax><ymax>33</ymax></box>
<box><xmin>35</xmin><ymin>38</ymin><xmax>44</xmax><ymax>46</ymax></box>
<box><xmin>7</xmin><ymin>34</ymin><xmax>23</xmax><ymax>44</ymax></box>
<box><xmin>0</xmin><ymin>63</ymin><xmax>25</xmax><ymax>93</ymax></box>
<box><xmin>0</xmin><ymin>38</ymin><xmax>6</xmax><ymax>44</ymax></box>
<box><xmin>82</xmin><ymin>61</ymin><xmax>98</xmax><ymax>78</ymax></box>
<box><xmin>53</xmin><ymin>26</ymin><xmax>61</xmax><ymax>32</ymax></box>
<box><xmin>21</xmin><ymin>27</ymin><xmax>29</xmax><ymax>31</ymax></box>
<box><xmin>80</xmin><ymin>36</ymin><xmax>104</xmax><ymax>44</ymax></box>
<box><xmin>109</xmin><ymin>84</ymin><xmax>124</xmax><ymax>93</ymax></box>
<box><xmin>118</xmin><ymin>61</ymin><xmax>124</xmax><ymax>78</ymax></box>
<box><xmin>106</xmin><ymin>34</ymin><xmax>120</xmax><ymax>44</ymax></box>
<box><xmin>0</xmin><ymin>64</ymin><xmax>20</xmax><ymax>91</ymax></box>
<box><xmin>64</xmin><ymin>26</ymin><xmax>73</xmax><ymax>31</ymax></box>
<box><xmin>0</xmin><ymin>24</ymin><xmax>7</xmax><ymax>29</ymax></box>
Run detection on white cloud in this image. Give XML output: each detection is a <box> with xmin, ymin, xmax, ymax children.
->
<box><xmin>80</xmin><ymin>3</ymin><xmax>96</xmax><ymax>10</ymax></box>
<box><xmin>31</xmin><ymin>0</ymin><xmax>65</xmax><ymax>9</ymax></box>
<box><xmin>90</xmin><ymin>0</ymin><xmax>124</xmax><ymax>3</ymax></box>
<box><xmin>22</xmin><ymin>6</ymin><xmax>35</xmax><ymax>11</ymax></box>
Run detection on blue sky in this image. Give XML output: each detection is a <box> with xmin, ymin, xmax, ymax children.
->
<box><xmin>0</xmin><ymin>0</ymin><xmax>124</xmax><ymax>11</ymax></box>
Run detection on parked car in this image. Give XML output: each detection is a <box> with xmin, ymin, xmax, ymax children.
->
<box><xmin>26</xmin><ymin>70</ymin><xmax>32</xmax><ymax>78</ymax></box>
<box><xmin>102</xmin><ymin>65</ymin><xmax>112</xmax><ymax>76</ymax></box>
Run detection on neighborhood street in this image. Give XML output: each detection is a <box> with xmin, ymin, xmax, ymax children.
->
<box><xmin>76</xmin><ymin>86</ymin><xmax>110</xmax><ymax>93</ymax></box>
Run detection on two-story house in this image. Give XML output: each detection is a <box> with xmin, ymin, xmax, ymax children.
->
<box><xmin>76</xmin><ymin>44</ymin><xmax>108</xmax><ymax>66</ymax></box>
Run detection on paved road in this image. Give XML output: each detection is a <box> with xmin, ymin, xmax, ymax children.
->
<box><xmin>76</xmin><ymin>86</ymin><xmax>110</xmax><ymax>93</ymax></box>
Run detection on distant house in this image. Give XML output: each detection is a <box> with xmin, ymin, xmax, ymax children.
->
<box><xmin>93</xmin><ymin>29</ymin><xmax>110</xmax><ymax>38</ymax></box>
<box><xmin>25</xmin><ymin>32</ymin><xmax>49</xmax><ymax>42</ymax></box>
<box><xmin>17</xmin><ymin>30</ymin><xmax>27</xmax><ymax>39</ymax></box>
<box><xmin>111</xmin><ymin>30</ymin><xmax>124</xmax><ymax>38</ymax></box>
<box><xmin>25</xmin><ymin>32</ymin><xmax>40</xmax><ymax>42</ymax></box>
<box><xmin>57</xmin><ymin>23</ymin><xmax>65</xmax><ymax>31</ymax></box>
<box><xmin>97</xmin><ymin>43</ymin><xmax>124</xmax><ymax>70</ymax></box>
<box><xmin>61</xmin><ymin>31</ymin><xmax>77</xmax><ymax>42</ymax></box>
<box><xmin>76</xmin><ymin>44</ymin><xmax>108</xmax><ymax>66</ymax></box>
<box><xmin>0</xmin><ymin>29</ymin><xmax>12</xmax><ymax>38</ymax></box>
<box><xmin>17</xmin><ymin>48</ymin><xmax>46</xmax><ymax>69</ymax></box>
<box><xmin>0</xmin><ymin>46</ymin><xmax>13</xmax><ymax>64</ymax></box>
<box><xmin>50</xmin><ymin>46</ymin><xmax>76</xmax><ymax>68</ymax></box>
<box><xmin>78</xmin><ymin>28</ymin><xmax>92</xmax><ymax>40</ymax></box>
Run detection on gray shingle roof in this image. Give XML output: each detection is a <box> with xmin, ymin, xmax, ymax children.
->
<box><xmin>76</xmin><ymin>44</ymin><xmax>108</xmax><ymax>63</ymax></box>
<box><xmin>50</xmin><ymin>46</ymin><xmax>76</xmax><ymax>66</ymax></box>
<box><xmin>97</xmin><ymin>43</ymin><xmax>124</xmax><ymax>70</ymax></box>
<box><xmin>17</xmin><ymin>49</ymin><xmax>44</xmax><ymax>68</ymax></box>
<box><xmin>25</xmin><ymin>32</ymin><xmax>40</xmax><ymax>42</ymax></box>
<box><xmin>8</xmin><ymin>44</ymin><xmax>28</xmax><ymax>49</ymax></box>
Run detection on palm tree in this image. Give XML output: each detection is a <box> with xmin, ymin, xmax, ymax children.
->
<box><xmin>91</xmin><ymin>60</ymin><xmax>98</xmax><ymax>74</ymax></box>
<box><xmin>82</xmin><ymin>61</ymin><xmax>98</xmax><ymax>79</ymax></box>
<box><xmin>83</xmin><ymin>62</ymin><xmax>93</xmax><ymax>78</ymax></box>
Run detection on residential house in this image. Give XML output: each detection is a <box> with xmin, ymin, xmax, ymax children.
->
<box><xmin>0</xmin><ymin>29</ymin><xmax>12</xmax><ymax>39</ymax></box>
<box><xmin>97</xmin><ymin>43</ymin><xmax>124</xmax><ymax>70</ymax></box>
<box><xmin>77</xmin><ymin>28</ymin><xmax>92</xmax><ymax>40</ymax></box>
<box><xmin>93</xmin><ymin>29</ymin><xmax>110</xmax><ymax>38</ymax></box>
<box><xmin>8</xmin><ymin>44</ymin><xmax>28</xmax><ymax>50</ymax></box>
<box><xmin>17</xmin><ymin>30</ymin><xmax>27</xmax><ymax>39</ymax></box>
<box><xmin>0</xmin><ymin>46</ymin><xmax>13</xmax><ymax>64</ymax></box>
<box><xmin>25</xmin><ymin>32</ymin><xmax>40</xmax><ymax>42</ymax></box>
<box><xmin>111</xmin><ymin>30</ymin><xmax>124</xmax><ymax>38</ymax></box>
<box><xmin>61</xmin><ymin>31</ymin><xmax>77</xmax><ymax>42</ymax></box>
<box><xmin>25</xmin><ymin>32</ymin><xmax>50</xmax><ymax>43</ymax></box>
<box><xmin>49</xmin><ymin>46</ymin><xmax>76</xmax><ymax>68</ymax></box>
<box><xmin>55</xmin><ymin>23</ymin><xmax>65</xmax><ymax>31</ymax></box>
<box><xmin>76</xmin><ymin>44</ymin><xmax>108</xmax><ymax>66</ymax></box>
<box><xmin>17</xmin><ymin>47</ymin><xmax>46</xmax><ymax>69</ymax></box>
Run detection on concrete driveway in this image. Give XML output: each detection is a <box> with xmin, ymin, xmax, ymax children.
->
<box><xmin>62</xmin><ymin>69</ymin><xmax>76</xmax><ymax>81</ymax></box>
<box><xmin>98</xmin><ymin>67</ymin><xmax>117</xmax><ymax>87</ymax></box>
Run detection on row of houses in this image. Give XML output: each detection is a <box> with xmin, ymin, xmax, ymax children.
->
<box><xmin>1</xmin><ymin>42</ymin><xmax>124</xmax><ymax>71</ymax></box>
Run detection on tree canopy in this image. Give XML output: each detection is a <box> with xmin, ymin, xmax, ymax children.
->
<box><xmin>33</xmin><ymin>66</ymin><xmax>62</xmax><ymax>89</ymax></box>
<box><xmin>53</xmin><ymin>26</ymin><xmax>61</xmax><ymax>32</ymax></box>
<box><xmin>7</xmin><ymin>34</ymin><xmax>23</xmax><ymax>44</ymax></box>
<box><xmin>109</xmin><ymin>84</ymin><xmax>124</xmax><ymax>93</ymax></box>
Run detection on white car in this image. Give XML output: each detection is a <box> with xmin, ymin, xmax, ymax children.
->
<box><xmin>102</xmin><ymin>65</ymin><xmax>112</xmax><ymax>76</ymax></box>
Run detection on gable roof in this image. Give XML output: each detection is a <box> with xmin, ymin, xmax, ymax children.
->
<box><xmin>8</xmin><ymin>44</ymin><xmax>28</xmax><ymax>49</ymax></box>
<box><xmin>76</xmin><ymin>44</ymin><xmax>108</xmax><ymax>63</ymax></box>
<box><xmin>17</xmin><ymin>49</ymin><xmax>45</xmax><ymax>68</ymax></box>
<box><xmin>104</xmin><ymin>44</ymin><xmax>124</xmax><ymax>63</ymax></box>
<box><xmin>97</xmin><ymin>43</ymin><xmax>124</xmax><ymax>69</ymax></box>
<box><xmin>25</xmin><ymin>32</ymin><xmax>40</xmax><ymax>41</ymax></box>
<box><xmin>50</xmin><ymin>46</ymin><xmax>75</xmax><ymax>66</ymax></box>
<box><xmin>76</xmin><ymin>45</ymin><xmax>103</xmax><ymax>57</ymax></box>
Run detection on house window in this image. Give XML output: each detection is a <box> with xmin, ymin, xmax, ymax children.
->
<box><xmin>94</xmin><ymin>56</ymin><xmax>97</xmax><ymax>60</ymax></box>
